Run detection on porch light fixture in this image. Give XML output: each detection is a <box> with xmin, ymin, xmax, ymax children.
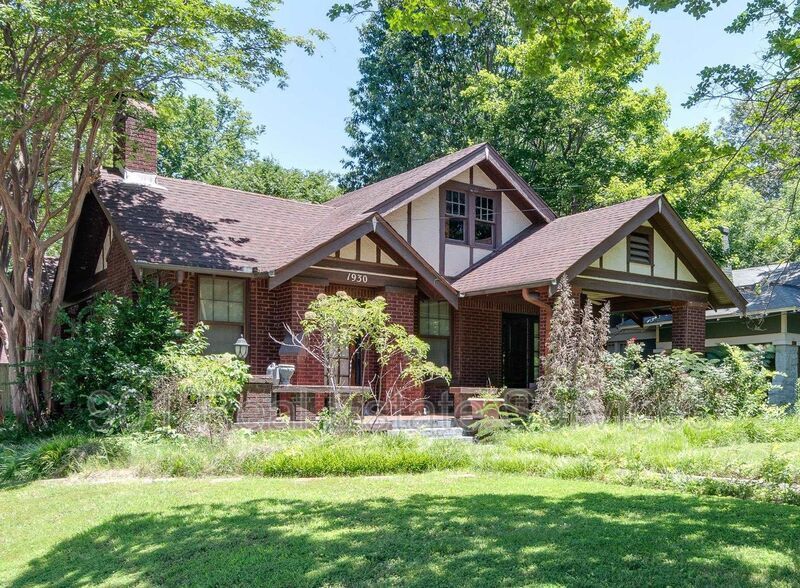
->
<box><xmin>234</xmin><ymin>333</ymin><xmax>250</xmax><ymax>359</ymax></box>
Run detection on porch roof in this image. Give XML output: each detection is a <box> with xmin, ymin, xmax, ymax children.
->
<box><xmin>453</xmin><ymin>195</ymin><xmax>746</xmax><ymax>312</ymax></box>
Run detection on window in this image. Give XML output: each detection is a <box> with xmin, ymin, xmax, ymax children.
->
<box><xmin>443</xmin><ymin>187</ymin><xmax>498</xmax><ymax>248</ymax></box>
<box><xmin>327</xmin><ymin>342</ymin><xmax>364</xmax><ymax>386</ymax></box>
<box><xmin>474</xmin><ymin>195</ymin><xmax>495</xmax><ymax>246</ymax></box>
<box><xmin>445</xmin><ymin>190</ymin><xmax>467</xmax><ymax>242</ymax></box>
<box><xmin>420</xmin><ymin>300</ymin><xmax>450</xmax><ymax>367</ymax></box>
<box><xmin>95</xmin><ymin>228</ymin><xmax>112</xmax><ymax>274</ymax></box>
<box><xmin>628</xmin><ymin>230</ymin><xmax>653</xmax><ymax>265</ymax></box>
<box><xmin>198</xmin><ymin>276</ymin><xmax>245</xmax><ymax>355</ymax></box>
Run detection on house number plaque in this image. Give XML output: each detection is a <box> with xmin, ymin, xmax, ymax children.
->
<box><xmin>346</xmin><ymin>272</ymin><xmax>369</xmax><ymax>284</ymax></box>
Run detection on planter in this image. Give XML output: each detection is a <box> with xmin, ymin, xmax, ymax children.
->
<box><xmin>468</xmin><ymin>397</ymin><xmax>504</xmax><ymax>419</ymax></box>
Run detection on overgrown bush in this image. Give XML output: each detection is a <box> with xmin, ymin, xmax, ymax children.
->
<box><xmin>537</xmin><ymin>277</ymin><xmax>609</xmax><ymax>424</ymax></box>
<box><xmin>44</xmin><ymin>282</ymin><xmax>249</xmax><ymax>435</ymax></box>
<box><xmin>604</xmin><ymin>342</ymin><xmax>772</xmax><ymax>420</ymax></box>
<box><xmin>44</xmin><ymin>282</ymin><xmax>185</xmax><ymax>431</ymax></box>
<box><xmin>152</xmin><ymin>327</ymin><xmax>250</xmax><ymax>439</ymax></box>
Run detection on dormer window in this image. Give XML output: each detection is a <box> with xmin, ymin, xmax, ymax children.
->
<box><xmin>443</xmin><ymin>186</ymin><xmax>499</xmax><ymax>249</ymax></box>
<box><xmin>474</xmin><ymin>196</ymin><xmax>495</xmax><ymax>246</ymax></box>
<box><xmin>628</xmin><ymin>229</ymin><xmax>653</xmax><ymax>266</ymax></box>
<box><xmin>445</xmin><ymin>190</ymin><xmax>467</xmax><ymax>242</ymax></box>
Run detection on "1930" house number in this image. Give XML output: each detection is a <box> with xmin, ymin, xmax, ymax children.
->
<box><xmin>346</xmin><ymin>272</ymin><xmax>369</xmax><ymax>284</ymax></box>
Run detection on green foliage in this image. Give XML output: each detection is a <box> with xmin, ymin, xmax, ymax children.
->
<box><xmin>241</xmin><ymin>434</ymin><xmax>471</xmax><ymax>477</ymax></box>
<box><xmin>300</xmin><ymin>292</ymin><xmax>450</xmax><ymax>427</ymax></box>
<box><xmin>153</xmin><ymin>329</ymin><xmax>250</xmax><ymax>438</ymax></box>
<box><xmin>156</xmin><ymin>92</ymin><xmax>262</xmax><ymax>183</ymax></box>
<box><xmin>227</xmin><ymin>158</ymin><xmax>342</xmax><ymax>203</ymax></box>
<box><xmin>604</xmin><ymin>342</ymin><xmax>773</xmax><ymax>420</ymax></box>
<box><xmin>337</xmin><ymin>0</ymin><xmax>515</xmax><ymax>190</ymax></box>
<box><xmin>44</xmin><ymin>283</ymin><xmax>185</xmax><ymax>432</ymax></box>
<box><xmin>156</xmin><ymin>92</ymin><xmax>341</xmax><ymax>203</ymax></box>
<box><xmin>0</xmin><ymin>434</ymin><xmax>125</xmax><ymax>483</ymax></box>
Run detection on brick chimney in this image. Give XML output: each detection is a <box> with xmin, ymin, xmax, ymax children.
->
<box><xmin>113</xmin><ymin>98</ymin><xmax>158</xmax><ymax>186</ymax></box>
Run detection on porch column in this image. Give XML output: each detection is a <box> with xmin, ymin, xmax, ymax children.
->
<box><xmin>671</xmin><ymin>300</ymin><xmax>706</xmax><ymax>353</ymax></box>
<box><xmin>381</xmin><ymin>286</ymin><xmax>423</xmax><ymax>415</ymax></box>
<box><xmin>278</xmin><ymin>278</ymin><xmax>327</xmax><ymax>385</ymax></box>
<box><xmin>771</xmin><ymin>345</ymin><xmax>798</xmax><ymax>405</ymax></box>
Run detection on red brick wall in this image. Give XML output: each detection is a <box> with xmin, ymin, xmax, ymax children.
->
<box><xmin>114</xmin><ymin>114</ymin><xmax>157</xmax><ymax>174</ymax></box>
<box><xmin>671</xmin><ymin>300</ymin><xmax>706</xmax><ymax>352</ymax></box>
<box><xmin>278</xmin><ymin>279</ymin><xmax>327</xmax><ymax>385</ymax></box>
<box><xmin>452</xmin><ymin>302</ymin><xmax>503</xmax><ymax>388</ymax></box>
<box><xmin>382</xmin><ymin>288</ymin><xmax>424</xmax><ymax>414</ymax></box>
<box><xmin>451</xmin><ymin>295</ymin><xmax>544</xmax><ymax>388</ymax></box>
<box><xmin>105</xmin><ymin>238</ymin><xmax>136</xmax><ymax>297</ymax></box>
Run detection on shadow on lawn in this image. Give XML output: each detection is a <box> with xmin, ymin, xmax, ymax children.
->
<box><xmin>11</xmin><ymin>490</ymin><xmax>800</xmax><ymax>587</ymax></box>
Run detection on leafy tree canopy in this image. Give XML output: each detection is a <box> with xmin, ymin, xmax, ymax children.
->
<box><xmin>0</xmin><ymin>0</ymin><xmax>319</xmax><ymax>424</ymax></box>
<box><xmin>156</xmin><ymin>92</ymin><xmax>341</xmax><ymax>203</ymax></box>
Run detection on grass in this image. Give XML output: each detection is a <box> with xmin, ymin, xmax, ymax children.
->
<box><xmin>3</xmin><ymin>473</ymin><xmax>800</xmax><ymax>587</ymax></box>
<box><xmin>3</xmin><ymin>416</ymin><xmax>800</xmax><ymax>503</ymax></box>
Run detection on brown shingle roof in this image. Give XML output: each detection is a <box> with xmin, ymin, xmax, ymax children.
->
<box><xmin>328</xmin><ymin>143</ymin><xmax>489</xmax><ymax>213</ymax></box>
<box><xmin>453</xmin><ymin>196</ymin><xmax>661</xmax><ymax>294</ymax></box>
<box><xmin>94</xmin><ymin>169</ymin><xmax>334</xmax><ymax>273</ymax></box>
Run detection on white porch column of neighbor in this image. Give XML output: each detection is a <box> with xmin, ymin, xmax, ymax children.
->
<box><xmin>771</xmin><ymin>344</ymin><xmax>799</xmax><ymax>405</ymax></box>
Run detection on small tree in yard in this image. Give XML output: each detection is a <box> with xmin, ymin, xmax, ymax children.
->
<box><xmin>537</xmin><ymin>276</ymin><xmax>610</xmax><ymax>424</ymax></box>
<box><xmin>292</xmin><ymin>292</ymin><xmax>450</xmax><ymax>432</ymax></box>
<box><xmin>0</xmin><ymin>0</ymin><xmax>317</xmax><ymax>426</ymax></box>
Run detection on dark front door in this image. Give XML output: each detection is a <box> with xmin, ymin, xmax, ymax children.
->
<box><xmin>502</xmin><ymin>314</ymin><xmax>539</xmax><ymax>388</ymax></box>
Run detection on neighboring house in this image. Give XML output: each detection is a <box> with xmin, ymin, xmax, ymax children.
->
<box><xmin>60</xmin><ymin>107</ymin><xmax>745</xmax><ymax>417</ymax></box>
<box><xmin>610</xmin><ymin>262</ymin><xmax>800</xmax><ymax>405</ymax></box>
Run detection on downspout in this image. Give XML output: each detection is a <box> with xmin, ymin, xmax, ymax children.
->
<box><xmin>522</xmin><ymin>288</ymin><xmax>552</xmax><ymax>313</ymax></box>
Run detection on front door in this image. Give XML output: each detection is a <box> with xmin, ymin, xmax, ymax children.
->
<box><xmin>502</xmin><ymin>314</ymin><xmax>539</xmax><ymax>388</ymax></box>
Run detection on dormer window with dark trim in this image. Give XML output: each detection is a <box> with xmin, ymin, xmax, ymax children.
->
<box><xmin>442</xmin><ymin>186</ymin><xmax>499</xmax><ymax>249</ymax></box>
<box><xmin>445</xmin><ymin>190</ymin><xmax>467</xmax><ymax>242</ymax></box>
<box><xmin>474</xmin><ymin>195</ymin><xmax>495</xmax><ymax>246</ymax></box>
<box><xmin>628</xmin><ymin>228</ymin><xmax>653</xmax><ymax>266</ymax></box>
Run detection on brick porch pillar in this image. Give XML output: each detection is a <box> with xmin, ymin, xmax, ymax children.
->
<box><xmin>381</xmin><ymin>286</ymin><xmax>423</xmax><ymax>415</ymax></box>
<box><xmin>671</xmin><ymin>300</ymin><xmax>706</xmax><ymax>353</ymax></box>
<box><xmin>278</xmin><ymin>278</ymin><xmax>327</xmax><ymax>386</ymax></box>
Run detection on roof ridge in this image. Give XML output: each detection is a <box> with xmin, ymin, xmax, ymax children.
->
<box><xmin>102</xmin><ymin>168</ymin><xmax>336</xmax><ymax>209</ymax></box>
<box><xmin>551</xmin><ymin>194</ymin><xmax>662</xmax><ymax>223</ymax></box>
<box><xmin>329</xmin><ymin>143</ymin><xmax>488</xmax><ymax>205</ymax></box>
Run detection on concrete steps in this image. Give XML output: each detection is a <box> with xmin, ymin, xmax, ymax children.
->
<box><xmin>383</xmin><ymin>417</ymin><xmax>474</xmax><ymax>442</ymax></box>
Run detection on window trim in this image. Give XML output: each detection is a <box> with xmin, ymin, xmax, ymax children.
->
<box><xmin>196</xmin><ymin>275</ymin><xmax>248</xmax><ymax>353</ymax></box>
<box><xmin>440</xmin><ymin>180</ymin><xmax>502</xmax><ymax>252</ymax></box>
<box><xmin>444</xmin><ymin>189</ymin><xmax>468</xmax><ymax>244</ymax></box>
<box><xmin>627</xmin><ymin>226</ymin><xmax>654</xmax><ymax>268</ymax></box>
<box><xmin>419</xmin><ymin>299</ymin><xmax>451</xmax><ymax>369</ymax></box>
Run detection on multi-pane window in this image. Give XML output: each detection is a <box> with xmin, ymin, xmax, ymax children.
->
<box><xmin>474</xmin><ymin>196</ymin><xmax>495</xmax><ymax>246</ymax></box>
<box><xmin>443</xmin><ymin>189</ymin><xmax>498</xmax><ymax>248</ymax></box>
<box><xmin>198</xmin><ymin>276</ymin><xmax>245</xmax><ymax>355</ymax></box>
<box><xmin>419</xmin><ymin>300</ymin><xmax>450</xmax><ymax>367</ymax></box>
<box><xmin>532</xmin><ymin>320</ymin><xmax>540</xmax><ymax>381</ymax></box>
<box><xmin>445</xmin><ymin>190</ymin><xmax>467</xmax><ymax>242</ymax></box>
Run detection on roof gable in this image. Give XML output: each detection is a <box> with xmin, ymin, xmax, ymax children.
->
<box><xmin>329</xmin><ymin>143</ymin><xmax>556</xmax><ymax>224</ymax></box>
<box><xmin>453</xmin><ymin>195</ymin><xmax>746</xmax><ymax>311</ymax></box>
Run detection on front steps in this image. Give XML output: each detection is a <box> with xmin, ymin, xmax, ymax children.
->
<box><xmin>383</xmin><ymin>417</ymin><xmax>474</xmax><ymax>442</ymax></box>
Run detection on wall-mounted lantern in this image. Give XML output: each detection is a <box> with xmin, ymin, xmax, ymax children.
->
<box><xmin>234</xmin><ymin>333</ymin><xmax>250</xmax><ymax>360</ymax></box>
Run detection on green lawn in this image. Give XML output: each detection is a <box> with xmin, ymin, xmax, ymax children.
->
<box><xmin>3</xmin><ymin>473</ymin><xmax>799</xmax><ymax>587</ymax></box>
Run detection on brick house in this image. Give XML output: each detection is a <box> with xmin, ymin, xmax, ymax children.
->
<box><xmin>61</xmin><ymin>109</ymin><xmax>746</xmax><ymax>418</ymax></box>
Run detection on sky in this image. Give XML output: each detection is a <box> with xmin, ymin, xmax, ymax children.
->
<box><xmin>197</xmin><ymin>1</ymin><xmax>768</xmax><ymax>175</ymax></box>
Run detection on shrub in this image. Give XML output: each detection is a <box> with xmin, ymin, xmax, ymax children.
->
<box><xmin>152</xmin><ymin>327</ymin><xmax>250</xmax><ymax>439</ymax></box>
<box><xmin>603</xmin><ymin>342</ymin><xmax>773</xmax><ymax>420</ymax></box>
<box><xmin>43</xmin><ymin>282</ymin><xmax>185</xmax><ymax>432</ymax></box>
